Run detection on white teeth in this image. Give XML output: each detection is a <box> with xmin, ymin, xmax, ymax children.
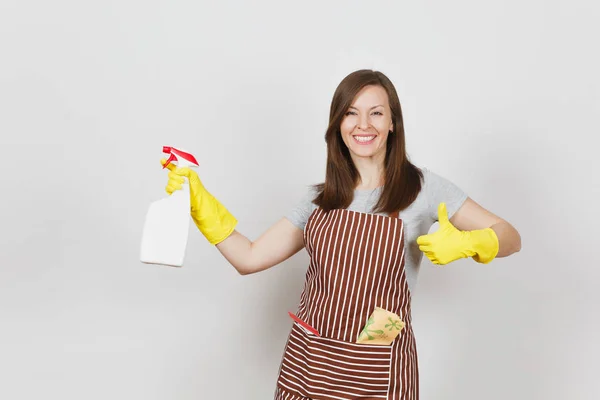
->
<box><xmin>354</xmin><ymin>136</ymin><xmax>375</xmax><ymax>142</ymax></box>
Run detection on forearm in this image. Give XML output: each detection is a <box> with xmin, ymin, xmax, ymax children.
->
<box><xmin>214</xmin><ymin>218</ymin><xmax>305</xmax><ymax>275</ymax></box>
<box><xmin>215</xmin><ymin>230</ymin><xmax>255</xmax><ymax>275</ymax></box>
<box><xmin>489</xmin><ymin>221</ymin><xmax>521</xmax><ymax>257</ymax></box>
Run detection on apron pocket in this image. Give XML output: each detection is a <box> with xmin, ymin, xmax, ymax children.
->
<box><xmin>277</xmin><ymin>322</ymin><xmax>393</xmax><ymax>400</ymax></box>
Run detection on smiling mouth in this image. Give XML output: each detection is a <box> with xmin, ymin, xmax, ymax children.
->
<box><xmin>353</xmin><ymin>135</ymin><xmax>376</xmax><ymax>144</ymax></box>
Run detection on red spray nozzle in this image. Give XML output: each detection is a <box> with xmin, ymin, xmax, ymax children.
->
<box><xmin>162</xmin><ymin>146</ymin><xmax>199</xmax><ymax>169</ymax></box>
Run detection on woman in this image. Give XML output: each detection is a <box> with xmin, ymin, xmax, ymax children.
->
<box><xmin>161</xmin><ymin>69</ymin><xmax>522</xmax><ymax>400</ymax></box>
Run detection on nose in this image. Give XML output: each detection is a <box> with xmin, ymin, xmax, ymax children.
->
<box><xmin>357</xmin><ymin>114</ymin><xmax>370</xmax><ymax>130</ymax></box>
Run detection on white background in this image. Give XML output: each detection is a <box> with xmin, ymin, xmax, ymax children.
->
<box><xmin>1</xmin><ymin>0</ymin><xmax>598</xmax><ymax>399</ymax></box>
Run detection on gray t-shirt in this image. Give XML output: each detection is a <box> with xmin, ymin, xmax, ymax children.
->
<box><xmin>285</xmin><ymin>167</ymin><xmax>468</xmax><ymax>294</ymax></box>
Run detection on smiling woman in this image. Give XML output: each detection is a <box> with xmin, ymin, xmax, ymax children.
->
<box><xmin>161</xmin><ymin>69</ymin><xmax>521</xmax><ymax>400</ymax></box>
<box><xmin>313</xmin><ymin>70</ymin><xmax>424</xmax><ymax>217</ymax></box>
<box><xmin>340</xmin><ymin>86</ymin><xmax>393</xmax><ymax>161</ymax></box>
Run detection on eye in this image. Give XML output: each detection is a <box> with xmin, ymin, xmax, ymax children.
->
<box><xmin>372</xmin><ymin>111</ymin><xmax>383</xmax><ymax>116</ymax></box>
<box><xmin>345</xmin><ymin>111</ymin><xmax>357</xmax><ymax>116</ymax></box>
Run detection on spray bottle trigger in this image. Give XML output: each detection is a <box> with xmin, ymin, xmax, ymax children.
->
<box><xmin>162</xmin><ymin>152</ymin><xmax>178</xmax><ymax>169</ymax></box>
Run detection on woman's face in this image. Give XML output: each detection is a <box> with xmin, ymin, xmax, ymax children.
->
<box><xmin>340</xmin><ymin>84</ymin><xmax>393</xmax><ymax>162</ymax></box>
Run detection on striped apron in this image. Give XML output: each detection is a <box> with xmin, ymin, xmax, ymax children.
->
<box><xmin>274</xmin><ymin>208</ymin><xmax>419</xmax><ymax>400</ymax></box>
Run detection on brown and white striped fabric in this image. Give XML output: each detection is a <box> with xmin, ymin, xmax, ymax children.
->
<box><xmin>274</xmin><ymin>208</ymin><xmax>419</xmax><ymax>400</ymax></box>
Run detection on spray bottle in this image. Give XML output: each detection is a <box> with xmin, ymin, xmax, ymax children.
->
<box><xmin>140</xmin><ymin>146</ymin><xmax>199</xmax><ymax>267</ymax></box>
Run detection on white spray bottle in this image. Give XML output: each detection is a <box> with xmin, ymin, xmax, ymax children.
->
<box><xmin>140</xmin><ymin>146</ymin><xmax>199</xmax><ymax>267</ymax></box>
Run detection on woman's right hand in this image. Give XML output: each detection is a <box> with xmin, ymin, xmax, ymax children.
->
<box><xmin>158</xmin><ymin>158</ymin><xmax>305</xmax><ymax>276</ymax></box>
<box><xmin>160</xmin><ymin>158</ymin><xmax>238</xmax><ymax>245</ymax></box>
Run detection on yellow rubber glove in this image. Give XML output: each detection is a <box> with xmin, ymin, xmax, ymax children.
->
<box><xmin>160</xmin><ymin>159</ymin><xmax>237</xmax><ymax>245</ymax></box>
<box><xmin>417</xmin><ymin>203</ymin><xmax>499</xmax><ymax>265</ymax></box>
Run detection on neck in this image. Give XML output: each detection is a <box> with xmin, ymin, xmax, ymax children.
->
<box><xmin>352</xmin><ymin>154</ymin><xmax>385</xmax><ymax>190</ymax></box>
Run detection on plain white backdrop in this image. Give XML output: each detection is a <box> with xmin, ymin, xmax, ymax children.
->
<box><xmin>1</xmin><ymin>0</ymin><xmax>598</xmax><ymax>399</ymax></box>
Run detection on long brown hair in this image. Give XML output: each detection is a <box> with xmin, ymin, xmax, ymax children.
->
<box><xmin>313</xmin><ymin>69</ymin><xmax>423</xmax><ymax>214</ymax></box>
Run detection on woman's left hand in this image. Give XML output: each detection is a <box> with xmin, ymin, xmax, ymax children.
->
<box><xmin>417</xmin><ymin>203</ymin><xmax>499</xmax><ymax>265</ymax></box>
